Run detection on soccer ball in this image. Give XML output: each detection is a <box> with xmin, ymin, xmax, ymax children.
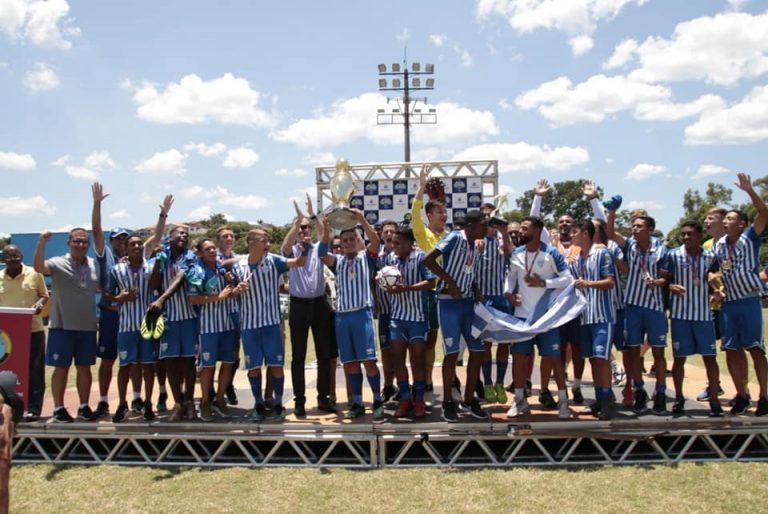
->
<box><xmin>376</xmin><ymin>266</ymin><xmax>403</xmax><ymax>289</ymax></box>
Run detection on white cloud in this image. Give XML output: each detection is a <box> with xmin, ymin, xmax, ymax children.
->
<box><xmin>396</xmin><ymin>27</ymin><xmax>410</xmax><ymax>42</ymax></box>
<box><xmin>52</xmin><ymin>150</ymin><xmax>117</xmax><ymax>180</ymax></box>
<box><xmin>135</xmin><ymin>149</ymin><xmax>186</xmax><ymax>175</ymax></box>
<box><xmin>109</xmin><ymin>209</ymin><xmax>128</xmax><ymax>220</ymax></box>
<box><xmin>451</xmin><ymin>142</ymin><xmax>590</xmax><ymax>173</ymax></box>
<box><xmin>0</xmin><ymin>195</ymin><xmax>55</xmax><ymax>216</ymax></box>
<box><xmin>273</xmin><ymin>92</ymin><xmax>498</xmax><ymax>148</ymax></box>
<box><xmin>685</xmin><ymin>86</ymin><xmax>768</xmax><ymax>145</ymax></box>
<box><xmin>568</xmin><ymin>35</ymin><xmax>593</xmax><ymax>56</ymax></box>
<box><xmin>613</xmin><ymin>12</ymin><xmax>768</xmax><ymax>86</ymax></box>
<box><xmin>460</xmin><ymin>50</ymin><xmax>473</xmax><ymax>67</ymax></box>
<box><xmin>83</xmin><ymin>151</ymin><xmax>116</xmax><ymax>171</ymax></box>
<box><xmin>0</xmin><ymin>151</ymin><xmax>36</xmax><ymax>171</ymax></box>
<box><xmin>634</xmin><ymin>94</ymin><xmax>726</xmax><ymax>122</ymax></box>
<box><xmin>626</xmin><ymin>199</ymin><xmax>663</xmax><ymax>211</ymax></box>
<box><xmin>222</xmin><ymin>147</ymin><xmax>259</xmax><ymax>168</ymax></box>
<box><xmin>63</xmin><ymin>165</ymin><xmax>99</xmax><ymax>180</ymax></box>
<box><xmin>429</xmin><ymin>33</ymin><xmax>447</xmax><ymax>47</ymax></box>
<box><xmin>499</xmin><ymin>98</ymin><xmax>513</xmax><ymax>110</ymax></box>
<box><xmin>179</xmin><ymin>185</ymin><xmax>205</xmax><ymax>198</ymax></box>
<box><xmin>128</xmin><ymin>73</ymin><xmax>276</xmax><ymax>126</ymax></box>
<box><xmin>188</xmin><ymin>205</ymin><xmax>212</xmax><ymax>219</ymax></box>
<box><xmin>303</xmin><ymin>151</ymin><xmax>337</xmax><ymax>167</ymax></box>
<box><xmin>0</xmin><ymin>0</ymin><xmax>80</xmax><ymax>49</ymax></box>
<box><xmin>23</xmin><ymin>62</ymin><xmax>59</xmax><ymax>91</ymax></box>
<box><xmin>626</xmin><ymin>163</ymin><xmax>665</xmax><ymax>180</ymax></box>
<box><xmin>51</xmin><ymin>155</ymin><xmax>68</xmax><ymax>166</ymax></box>
<box><xmin>726</xmin><ymin>0</ymin><xmax>747</xmax><ymax>10</ymax></box>
<box><xmin>182</xmin><ymin>142</ymin><xmax>227</xmax><ymax>157</ymax></box>
<box><xmin>275</xmin><ymin>168</ymin><xmax>309</xmax><ymax>177</ymax></box>
<box><xmin>179</xmin><ymin>185</ymin><xmax>271</xmax><ymax>211</ymax></box>
<box><xmin>692</xmin><ymin>164</ymin><xmax>730</xmax><ymax>179</ymax></box>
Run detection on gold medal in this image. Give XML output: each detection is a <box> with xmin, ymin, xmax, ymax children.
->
<box><xmin>722</xmin><ymin>259</ymin><xmax>732</xmax><ymax>271</ymax></box>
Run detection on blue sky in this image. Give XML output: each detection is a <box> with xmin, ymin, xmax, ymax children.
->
<box><xmin>1</xmin><ymin>0</ymin><xmax>767</xmax><ymax>235</ymax></box>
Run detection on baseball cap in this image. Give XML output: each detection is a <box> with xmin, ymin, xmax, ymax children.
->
<box><xmin>109</xmin><ymin>227</ymin><xmax>132</xmax><ymax>239</ymax></box>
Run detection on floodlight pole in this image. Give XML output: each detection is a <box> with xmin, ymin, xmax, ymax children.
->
<box><xmin>403</xmin><ymin>68</ymin><xmax>411</xmax><ymax>162</ymax></box>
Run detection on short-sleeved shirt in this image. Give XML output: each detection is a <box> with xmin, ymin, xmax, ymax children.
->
<box><xmin>375</xmin><ymin>248</ymin><xmax>395</xmax><ymax>315</ymax></box>
<box><xmin>159</xmin><ymin>248</ymin><xmax>197</xmax><ymax>323</ymax></box>
<box><xmin>568</xmin><ymin>246</ymin><xmax>615</xmax><ymax>324</ymax></box>
<box><xmin>0</xmin><ymin>264</ymin><xmax>48</xmax><ymax>332</ymax></box>
<box><xmin>714</xmin><ymin>227</ymin><xmax>764</xmax><ymax>302</ymax></box>
<box><xmin>476</xmin><ymin>234</ymin><xmax>508</xmax><ymax>296</ymax></box>
<box><xmin>187</xmin><ymin>261</ymin><xmax>237</xmax><ymax>335</ymax></box>
<box><xmin>238</xmin><ymin>253</ymin><xmax>289</xmax><ymax>329</ymax></box>
<box><xmin>506</xmin><ymin>242</ymin><xmax>568</xmax><ymax>320</ymax></box>
<box><xmin>286</xmin><ymin>243</ymin><xmax>325</xmax><ymax>298</ymax></box>
<box><xmin>661</xmin><ymin>246</ymin><xmax>717</xmax><ymax>321</ymax></box>
<box><xmin>434</xmin><ymin>230</ymin><xmax>477</xmax><ymax>300</ymax></box>
<box><xmin>622</xmin><ymin>237</ymin><xmax>667</xmax><ymax>312</ymax></box>
<box><xmin>606</xmin><ymin>240</ymin><xmax>625</xmax><ymax>310</ymax></box>
<box><xmin>45</xmin><ymin>254</ymin><xmax>100</xmax><ymax>331</ymax></box>
<box><xmin>95</xmin><ymin>244</ymin><xmax>120</xmax><ymax>309</ymax></box>
<box><xmin>109</xmin><ymin>259</ymin><xmax>155</xmax><ymax>333</ymax></box>
<box><xmin>388</xmin><ymin>250</ymin><xmax>436</xmax><ymax>322</ymax></box>
<box><xmin>331</xmin><ymin>251</ymin><xmax>376</xmax><ymax>313</ymax></box>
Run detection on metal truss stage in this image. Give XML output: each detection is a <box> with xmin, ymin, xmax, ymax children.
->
<box><xmin>12</xmin><ymin>415</ymin><xmax>768</xmax><ymax>469</ymax></box>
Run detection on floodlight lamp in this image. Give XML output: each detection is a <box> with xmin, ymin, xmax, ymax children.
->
<box><xmin>392</xmin><ymin>108</ymin><xmax>400</xmax><ymax>113</ymax></box>
<box><xmin>425</xmin><ymin>63</ymin><xmax>434</xmax><ymax>74</ymax></box>
<box><xmin>379</xmin><ymin>79</ymin><xmax>387</xmax><ymax>88</ymax></box>
<box><xmin>392</xmin><ymin>78</ymin><xmax>401</xmax><ymax>88</ymax></box>
<box><xmin>426</xmin><ymin>78</ymin><xmax>434</xmax><ymax>88</ymax></box>
<box><xmin>412</xmin><ymin>78</ymin><xmax>421</xmax><ymax>87</ymax></box>
<box><xmin>377</xmin><ymin>108</ymin><xmax>385</xmax><ymax>113</ymax></box>
<box><xmin>378</xmin><ymin>64</ymin><xmax>386</xmax><ymax>73</ymax></box>
<box><xmin>392</xmin><ymin>63</ymin><xmax>401</xmax><ymax>72</ymax></box>
<box><xmin>412</xmin><ymin>62</ymin><xmax>421</xmax><ymax>72</ymax></box>
<box><xmin>428</xmin><ymin>108</ymin><xmax>436</xmax><ymax>113</ymax></box>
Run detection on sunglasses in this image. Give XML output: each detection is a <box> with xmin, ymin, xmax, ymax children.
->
<box><xmin>332</xmin><ymin>244</ymin><xmax>342</xmax><ymax>249</ymax></box>
<box><xmin>300</xmin><ymin>224</ymin><xmax>310</xmax><ymax>230</ymax></box>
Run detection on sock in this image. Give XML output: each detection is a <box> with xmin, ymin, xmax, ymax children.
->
<box><xmin>573</xmin><ymin>378</ymin><xmax>582</xmax><ymax>388</ymax></box>
<box><xmin>398</xmin><ymin>380</ymin><xmax>411</xmax><ymax>401</ymax></box>
<box><xmin>481</xmin><ymin>360</ymin><xmax>492</xmax><ymax>384</ymax></box>
<box><xmin>655</xmin><ymin>383</ymin><xmax>666</xmax><ymax>394</ymax></box>
<box><xmin>100</xmin><ymin>395</ymin><xmax>108</xmax><ymax>403</ymax></box>
<box><xmin>248</xmin><ymin>374</ymin><xmax>263</xmax><ymax>405</ymax></box>
<box><xmin>557</xmin><ymin>390</ymin><xmax>567</xmax><ymax>403</ymax></box>
<box><xmin>272</xmin><ymin>375</ymin><xmax>284</xmax><ymax>405</ymax></box>
<box><xmin>54</xmin><ymin>405</ymin><xmax>63</xmax><ymax>411</ymax></box>
<box><xmin>634</xmin><ymin>380</ymin><xmax>645</xmax><ymax>392</ymax></box>
<box><xmin>349</xmin><ymin>373</ymin><xmax>364</xmax><ymax>406</ymax></box>
<box><xmin>594</xmin><ymin>387</ymin><xmax>600</xmax><ymax>400</ymax></box>
<box><xmin>496</xmin><ymin>360</ymin><xmax>508</xmax><ymax>385</ymax></box>
<box><xmin>413</xmin><ymin>380</ymin><xmax>426</xmax><ymax>401</ymax></box>
<box><xmin>600</xmin><ymin>387</ymin><xmax>612</xmax><ymax>400</ymax></box>
<box><xmin>132</xmin><ymin>392</ymin><xmax>141</xmax><ymax>400</ymax></box>
<box><xmin>79</xmin><ymin>403</ymin><xmax>88</xmax><ymax>409</ymax></box>
<box><xmin>158</xmin><ymin>384</ymin><xmax>167</xmax><ymax>394</ymax></box>
<box><xmin>515</xmin><ymin>389</ymin><xmax>524</xmax><ymax>402</ymax></box>
<box><xmin>367</xmin><ymin>373</ymin><xmax>382</xmax><ymax>402</ymax></box>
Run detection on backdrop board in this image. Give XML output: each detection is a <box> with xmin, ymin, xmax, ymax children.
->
<box><xmin>0</xmin><ymin>307</ymin><xmax>34</xmax><ymax>405</ymax></box>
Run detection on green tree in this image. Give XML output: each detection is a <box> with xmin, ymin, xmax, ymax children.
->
<box><xmin>736</xmin><ymin>175</ymin><xmax>768</xmax><ymax>262</ymax></box>
<box><xmin>201</xmin><ymin>213</ymin><xmax>293</xmax><ymax>255</ymax></box>
<box><xmin>666</xmin><ymin>182</ymin><xmax>733</xmax><ymax>246</ymax></box>
<box><xmin>515</xmin><ymin>179</ymin><xmax>604</xmax><ymax>227</ymax></box>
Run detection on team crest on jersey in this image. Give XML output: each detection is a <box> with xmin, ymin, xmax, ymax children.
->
<box><xmin>277</xmin><ymin>355</ymin><xmax>283</xmax><ymax>362</ymax></box>
<box><xmin>119</xmin><ymin>351</ymin><xmax>128</xmax><ymax>360</ymax></box>
<box><xmin>366</xmin><ymin>347</ymin><xmax>374</xmax><ymax>355</ymax></box>
<box><xmin>445</xmin><ymin>337</ymin><xmax>454</xmax><ymax>347</ymax></box>
<box><xmin>245</xmin><ymin>355</ymin><xmax>251</xmax><ymax>365</ymax></box>
<box><xmin>203</xmin><ymin>352</ymin><xmax>211</xmax><ymax>362</ymax></box>
<box><xmin>672</xmin><ymin>341</ymin><xmax>680</xmax><ymax>351</ymax></box>
<box><xmin>160</xmin><ymin>343</ymin><xmax>168</xmax><ymax>352</ymax></box>
<box><xmin>99</xmin><ymin>345</ymin><xmax>105</xmax><ymax>352</ymax></box>
<box><xmin>595</xmin><ymin>345</ymin><xmax>605</xmax><ymax>354</ymax></box>
<box><xmin>53</xmin><ymin>353</ymin><xmax>59</xmax><ymax>361</ymax></box>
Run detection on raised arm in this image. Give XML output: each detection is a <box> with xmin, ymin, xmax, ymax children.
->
<box><xmin>606</xmin><ymin>207</ymin><xmax>626</xmax><ymax>247</ymax></box>
<box><xmin>91</xmin><ymin>182</ymin><xmax>109</xmax><ymax>256</ymax></box>
<box><xmin>583</xmin><ymin>180</ymin><xmax>607</xmax><ymax>222</ymax></box>
<box><xmin>736</xmin><ymin>172</ymin><xmax>768</xmax><ymax>235</ymax></box>
<box><xmin>531</xmin><ymin>179</ymin><xmax>552</xmax><ymax>244</ymax></box>
<box><xmin>281</xmin><ymin>199</ymin><xmax>305</xmax><ymax>257</ymax></box>
<box><xmin>318</xmin><ymin>214</ymin><xmax>336</xmax><ymax>267</ymax></box>
<box><xmin>144</xmin><ymin>195</ymin><xmax>174</xmax><ymax>258</ymax></box>
<box><xmin>354</xmin><ymin>209</ymin><xmax>380</xmax><ymax>255</ymax></box>
<box><xmin>33</xmin><ymin>232</ymin><xmax>52</xmax><ymax>275</ymax></box>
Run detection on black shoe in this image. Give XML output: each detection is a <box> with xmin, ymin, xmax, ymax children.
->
<box><xmin>77</xmin><ymin>405</ymin><xmax>97</xmax><ymax>421</ymax></box>
<box><xmin>156</xmin><ymin>392</ymin><xmax>168</xmax><ymax>413</ymax></box>
<box><xmin>633</xmin><ymin>389</ymin><xmax>649</xmax><ymax>414</ymax></box>
<box><xmin>294</xmin><ymin>401</ymin><xmax>306</xmax><ymax>417</ymax></box>
<box><xmin>729</xmin><ymin>392</ymin><xmax>751</xmax><ymax>407</ymax></box>
<box><xmin>23</xmin><ymin>412</ymin><xmax>40</xmax><ymax>422</ymax></box>
<box><xmin>538</xmin><ymin>389</ymin><xmax>557</xmax><ymax>410</ymax></box>
<box><xmin>505</xmin><ymin>383</ymin><xmax>515</xmax><ymax>393</ymax></box>
<box><xmin>112</xmin><ymin>403</ymin><xmax>128</xmax><ymax>423</ymax></box>
<box><xmin>94</xmin><ymin>401</ymin><xmax>110</xmax><ymax>418</ymax></box>
<box><xmin>441</xmin><ymin>401</ymin><xmax>459</xmax><ymax>422</ymax></box>
<box><xmin>382</xmin><ymin>385</ymin><xmax>396</xmax><ymax>403</ymax></box>
<box><xmin>672</xmin><ymin>396</ymin><xmax>685</xmax><ymax>414</ymax></box>
<box><xmin>207</xmin><ymin>388</ymin><xmax>216</xmax><ymax>402</ymax></box>
<box><xmin>525</xmin><ymin>379</ymin><xmax>533</xmax><ymax>398</ymax></box>
<box><xmin>52</xmin><ymin>407</ymin><xmax>74</xmax><ymax>423</ymax></box>
<box><xmin>468</xmin><ymin>400</ymin><xmax>488</xmax><ymax>420</ymax></box>
<box><xmin>585</xmin><ymin>400</ymin><xmax>601</xmax><ymax>418</ymax></box>
<box><xmin>652</xmin><ymin>392</ymin><xmax>667</xmax><ymax>414</ymax></box>
<box><xmin>393</xmin><ymin>388</ymin><xmax>402</xmax><ymax>402</ymax></box>
<box><xmin>755</xmin><ymin>398</ymin><xmax>768</xmax><ymax>417</ymax></box>
<box><xmin>475</xmin><ymin>380</ymin><xmax>485</xmax><ymax>400</ymax></box>
<box><xmin>130</xmin><ymin>397</ymin><xmax>144</xmax><ymax>413</ymax></box>
<box><xmin>572</xmin><ymin>387</ymin><xmax>584</xmax><ymax>405</ymax></box>
<box><xmin>264</xmin><ymin>399</ymin><xmax>274</xmax><ymax>411</ymax></box>
<box><xmin>425</xmin><ymin>383</ymin><xmax>434</xmax><ymax>393</ymax></box>
<box><xmin>709</xmin><ymin>400</ymin><xmax>724</xmax><ymax>418</ymax></box>
<box><xmin>225</xmin><ymin>384</ymin><xmax>238</xmax><ymax>406</ymax></box>
<box><xmin>345</xmin><ymin>403</ymin><xmax>365</xmax><ymax>419</ymax></box>
<box><xmin>597</xmin><ymin>398</ymin><xmax>615</xmax><ymax>421</ymax></box>
<box><xmin>731</xmin><ymin>394</ymin><xmax>750</xmax><ymax>415</ymax></box>
<box><xmin>142</xmin><ymin>401</ymin><xmax>155</xmax><ymax>421</ymax></box>
<box><xmin>317</xmin><ymin>399</ymin><xmax>337</xmax><ymax>414</ymax></box>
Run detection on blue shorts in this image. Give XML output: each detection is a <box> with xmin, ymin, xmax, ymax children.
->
<box><xmin>438</xmin><ymin>298</ymin><xmax>483</xmax><ymax>355</ymax></box>
<box><xmin>242</xmin><ymin>325</ymin><xmax>284</xmax><ymax>369</ymax></box>
<box><xmin>117</xmin><ymin>331</ymin><xmax>159</xmax><ymax>366</ymax></box>
<box><xmin>579</xmin><ymin>323</ymin><xmax>612</xmax><ymax>360</ymax></box>
<box><xmin>390</xmin><ymin>318</ymin><xmax>428</xmax><ymax>344</ymax></box>
<box><xmin>511</xmin><ymin>322</ymin><xmax>561</xmax><ymax>357</ymax></box>
<box><xmin>426</xmin><ymin>291</ymin><xmax>439</xmax><ymax>331</ymax></box>
<box><xmin>670</xmin><ymin>319</ymin><xmax>716</xmax><ymax>357</ymax></box>
<box><xmin>336</xmin><ymin>308</ymin><xmax>377</xmax><ymax>363</ymax></box>
<box><xmin>721</xmin><ymin>297</ymin><xmax>765</xmax><ymax>353</ymax></box>
<box><xmin>160</xmin><ymin>318</ymin><xmax>198</xmax><ymax>359</ymax></box>
<box><xmin>560</xmin><ymin>317</ymin><xmax>581</xmax><ymax>346</ymax></box>
<box><xmin>378</xmin><ymin>313</ymin><xmax>391</xmax><ymax>350</ymax></box>
<box><xmin>612</xmin><ymin>309</ymin><xmax>626</xmax><ymax>351</ymax></box>
<box><xmin>199</xmin><ymin>330</ymin><xmax>238</xmax><ymax>367</ymax></box>
<box><xmin>624</xmin><ymin>305</ymin><xmax>667</xmax><ymax>347</ymax></box>
<box><xmin>97</xmin><ymin>308</ymin><xmax>119</xmax><ymax>359</ymax></box>
<box><xmin>46</xmin><ymin>329</ymin><xmax>97</xmax><ymax>367</ymax></box>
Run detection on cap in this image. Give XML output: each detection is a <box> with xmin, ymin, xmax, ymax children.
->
<box><xmin>109</xmin><ymin>227</ymin><xmax>132</xmax><ymax>239</ymax></box>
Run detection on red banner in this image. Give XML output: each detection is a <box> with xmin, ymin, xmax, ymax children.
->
<box><xmin>0</xmin><ymin>307</ymin><xmax>34</xmax><ymax>406</ymax></box>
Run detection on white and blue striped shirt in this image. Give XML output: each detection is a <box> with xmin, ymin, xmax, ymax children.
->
<box><xmin>375</xmin><ymin>249</ymin><xmax>394</xmax><ymax>315</ymax></box>
<box><xmin>622</xmin><ymin>237</ymin><xmax>666</xmax><ymax>312</ymax></box>
<box><xmin>434</xmin><ymin>230</ymin><xmax>477</xmax><ymax>300</ymax></box>
<box><xmin>568</xmin><ymin>246</ymin><xmax>615</xmax><ymax>324</ymax></box>
<box><xmin>237</xmin><ymin>254</ymin><xmax>289</xmax><ymax>329</ymax></box>
<box><xmin>476</xmin><ymin>234</ymin><xmax>508</xmax><ymax>296</ymax></box>
<box><xmin>332</xmin><ymin>251</ymin><xmax>376</xmax><ymax>313</ymax></box>
<box><xmin>187</xmin><ymin>263</ymin><xmax>236</xmax><ymax>335</ymax></box>
<box><xmin>160</xmin><ymin>249</ymin><xmax>197</xmax><ymax>323</ymax></box>
<box><xmin>662</xmin><ymin>246</ymin><xmax>716</xmax><ymax>321</ymax></box>
<box><xmin>109</xmin><ymin>259</ymin><xmax>155</xmax><ymax>333</ymax></box>
<box><xmin>389</xmin><ymin>250</ymin><xmax>436</xmax><ymax>322</ymax></box>
<box><xmin>606</xmin><ymin>240</ymin><xmax>625</xmax><ymax>311</ymax></box>
<box><xmin>714</xmin><ymin>227</ymin><xmax>764</xmax><ymax>302</ymax></box>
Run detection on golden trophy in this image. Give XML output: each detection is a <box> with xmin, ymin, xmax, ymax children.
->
<box><xmin>327</xmin><ymin>158</ymin><xmax>359</xmax><ymax>231</ymax></box>
<box><xmin>489</xmin><ymin>192</ymin><xmax>508</xmax><ymax>228</ymax></box>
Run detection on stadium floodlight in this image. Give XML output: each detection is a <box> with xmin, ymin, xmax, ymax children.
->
<box><xmin>412</xmin><ymin>62</ymin><xmax>421</xmax><ymax>72</ymax></box>
<box><xmin>426</xmin><ymin>78</ymin><xmax>434</xmax><ymax>88</ymax></box>
<box><xmin>392</xmin><ymin>63</ymin><xmax>401</xmax><ymax>72</ymax></box>
<box><xmin>425</xmin><ymin>63</ymin><xmax>434</xmax><ymax>74</ymax></box>
<box><xmin>379</xmin><ymin>79</ymin><xmax>387</xmax><ymax>88</ymax></box>
<box><xmin>392</xmin><ymin>78</ymin><xmax>401</xmax><ymax>88</ymax></box>
<box><xmin>378</xmin><ymin>64</ymin><xmax>386</xmax><ymax>73</ymax></box>
<box><xmin>412</xmin><ymin>78</ymin><xmax>420</xmax><ymax>87</ymax></box>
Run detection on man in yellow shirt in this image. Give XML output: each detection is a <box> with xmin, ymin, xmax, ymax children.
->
<box><xmin>410</xmin><ymin>164</ymin><xmax>449</xmax><ymax>403</ymax></box>
<box><xmin>0</xmin><ymin>245</ymin><xmax>48</xmax><ymax>421</ymax></box>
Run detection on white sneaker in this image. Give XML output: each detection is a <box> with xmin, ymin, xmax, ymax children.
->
<box><xmin>613</xmin><ymin>368</ymin><xmax>626</xmax><ymax>386</ymax></box>
<box><xmin>506</xmin><ymin>398</ymin><xmax>530</xmax><ymax>418</ymax></box>
<box><xmin>424</xmin><ymin>390</ymin><xmax>433</xmax><ymax>408</ymax></box>
<box><xmin>558</xmin><ymin>400</ymin><xmax>572</xmax><ymax>419</ymax></box>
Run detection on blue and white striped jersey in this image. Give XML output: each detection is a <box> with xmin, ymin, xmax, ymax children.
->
<box><xmin>331</xmin><ymin>251</ymin><xmax>376</xmax><ymax>313</ymax></box>
<box><xmin>622</xmin><ymin>237</ymin><xmax>667</xmax><ymax>312</ymax></box>
<box><xmin>96</xmin><ymin>245</ymin><xmax>120</xmax><ymax>309</ymax></box>
<box><xmin>109</xmin><ymin>259</ymin><xmax>155</xmax><ymax>333</ymax></box>
<box><xmin>375</xmin><ymin>249</ymin><xmax>394</xmax><ymax>315</ymax></box>
<box><xmin>187</xmin><ymin>261</ymin><xmax>237</xmax><ymax>334</ymax></box>
<box><xmin>606</xmin><ymin>240</ymin><xmax>625</xmax><ymax>310</ymax></box>
<box><xmin>434</xmin><ymin>230</ymin><xmax>477</xmax><ymax>300</ymax></box>
<box><xmin>476</xmin><ymin>234</ymin><xmax>508</xmax><ymax>296</ymax></box>
<box><xmin>568</xmin><ymin>246</ymin><xmax>615</xmax><ymax>324</ymax></box>
<box><xmin>714</xmin><ymin>227</ymin><xmax>764</xmax><ymax>302</ymax></box>
<box><xmin>388</xmin><ymin>250</ymin><xmax>436</xmax><ymax>322</ymax></box>
<box><xmin>662</xmin><ymin>246</ymin><xmax>716</xmax><ymax>321</ymax></box>
<box><xmin>218</xmin><ymin>249</ymin><xmax>241</xmax><ymax>313</ymax></box>
<box><xmin>237</xmin><ymin>254</ymin><xmax>289</xmax><ymax>329</ymax></box>
<box><xmin>159</xmin><ymin>248</ymin><xmax>197</xmax><ymax>323</ymax></box>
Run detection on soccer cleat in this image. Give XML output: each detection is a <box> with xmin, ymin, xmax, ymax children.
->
<box><xmin>622</xmin><ymin>385</ymin><xmax>634</xmax><ymax>408</ymax></box>
<box><xmin>558</xmin><ymin>400</ymin><xmax>571</xmax><ymax>420</ymax></box>
<box><xmin>413</xmin><ymin>400</ymin><xmax>427</xmax><ymax>418</ymax></box>
<box><xmin>168</xmin><ymin>403</ymin><xmax>186</xmax><ymax>422</ymax></box>
<box><xmin>633</xmin><ymin>389</ymin><xmax>649</xmax><ymax>414</ymax></box>
<box><xmin>696</xmin><ymin>385</ymin><xmax>725</xmax><ymax>402</ymax></box>
<box><xmin>248</xmin><ymin>404</ymin><xmax>266</xmax><ymax>422</ymax></box>
<box><xmin>572</xmin><ymin>387</ymin><xmax>584</xmax><ymax>405</ymax></box>
<box><xmin>538</xmin><ymin>389</ymin><xmax>557</xmax><ymax>410</ymax></box>
<box><xmin>111</xmin><ymin>403</ymin><xmax>128</xmax><ymax>423</ymax></box>
<box><xmin>199</xmin><ymin>402</ymin><xmax>214</xmax><ymax>421</ymax></box>
<box><xmin>441</xmin><ymin>401</ymin><xmax>459</xmax><ymax>423</ymax></box>
<box><xmin>372</xmin><ymin>400</ymin><xmax>385</xmax><ymax>422</ymax></box>
<box><xmin>156</xmin><ymin>393</ymin><xmax>168</xmax><ymax>414</ymax></box>
<box><xmin>77</xmin><ymin>405</ymin><xmax>97</xmax><ymax>421</ymax></box>
<box><xmin>709</xmin><ymin>400</ymin><xmax>724</xmax><ymax>418</ymax></box>
<box><xmin>143</xmin><ymin>401</ymin><xmax>155</xmax><ymax>421</ymax></box>
<box><xmin>484</xmin><ymin>384</ymin><xmax>497</xmax><ymax>404</ymax></box>
<box><xmin>294</xmin><ymin>401</ymin><xmax>306</xmax><ymax>418</ymax></box>
<box><xmin>225</xmin><ymin>384</ymin><xmax>239</xmax><ymax>406</ymax></box>
<box><xmin>506</xmin><ymin>399</ymin><xmax>530</xmax><ymax>418</ymax></box>
<box><xmin>597</xmin><ymin>398</ymin><xmax>615</xmax><ymax>421</ymax></box>
<box><xmin>730</xmin><ymin>394</ymin><xmax>750</xmax><ymax>415</ymax></box>
<box><xmin>273</xmin><ymin>404</ymin><xmax>286</xmax><ymax>422</ymax></box>
<box><xmin>394</xmin><ymin>399</ymin><xmax>414</xmax><ymax>418</ymax></box>
<box><xmin>755</xmin><ymin>398</ymin><xmax>768</xmax><ymax>417</ymax></box>
<box><xmin>53</xmin><ymin>407</ymin><xmax>75</xmax><ymax>423</ymax></box>
<box><xmin>495</xmin><ymin>384</ymin><xmax>508</xmax><ymax>405</ymax></box>
<box><xmin>672</xmin><ymin>396</ymin><xmax>685</xmax><ymax>414</ymax></box>
<box><xmin>345</xmin><ymin>403</ymin><xmax>365</xmax><ymax>419</ymax></box>
<box><xmin>130</xmin><ymin>397</ymin><xmax>144</xmax><ymax>414</ymax></box>
<box><xmin>468</xmin><ymin>400</ymin><xmax>489</xmax><ymax>420</ymax></box>
<box><xmin>94</xmin><ymin>401</ymin><xmax>110</xmax><ymax>418</ymax></box>
<box><xmin>211</xmin><ymin>400</ymin><xmax>232</xmax><ymax>419</ymax></box>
